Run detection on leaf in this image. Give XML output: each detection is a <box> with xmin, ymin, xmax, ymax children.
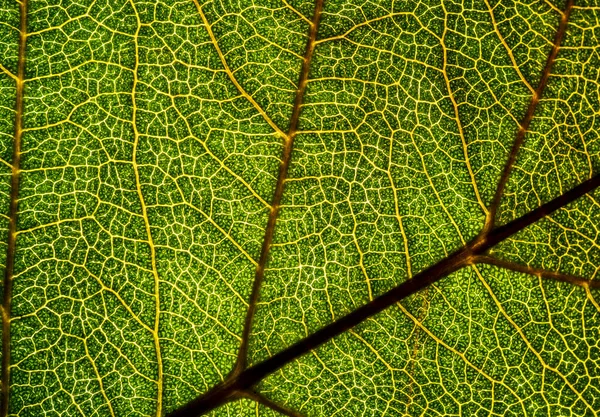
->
<box><xmin>0</xmin><ymin>0</ymin><xmax>598</xmax><ymax>416</ymax></box>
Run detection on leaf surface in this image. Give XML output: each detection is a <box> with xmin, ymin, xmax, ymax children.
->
<box><xmin>0</xmin><ymin>0</ymin><xmax>598</xmax><ymax>416</ymax></box>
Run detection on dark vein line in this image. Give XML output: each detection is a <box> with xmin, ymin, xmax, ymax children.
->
<box><xmin>479</xmin><ymin>174</ymin><xmax>599</xmax><ymax>251</ymax></box>
<box><xmin>401</xmin><ymin>0</ymin><xmax>576</xmax><ymax>402</ymax></box>
<box><xmin>240</xmin><ymin>390</ymin><xmax>307</xmax><ymax>417</ymax></box>
<box><xmin>234</xmin><ymin>0</ymin><xmax>324</xmax><ymax>375</ymax></box>
<box><xmin>485</xmin><ymin>0</ymin><xmax>574</xmax><ymax>231</ymax></box>
<box><xmin>170</xmin><ymin>1</ymin><xmax>582</xmax><ymax>415</ymax></box>
<box><xmin>474</xmin><ymin>255</ymin><xmax>600</xmax><ymax>289</ymax></box>
<box><xmin>167</xmin><ymin>248</ymin><xmax>469</xmax><ymax>417</ymax></box>
<box><xmin>168</xmin><ymin>172</ymin><xmax>600</xmax><ymax>417</ymax></box>
<box><xmin>1</xmin><ymin>0</ymin><xmax>27</xmax><ymax>415</ymax></box>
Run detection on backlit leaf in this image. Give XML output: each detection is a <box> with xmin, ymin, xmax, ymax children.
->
<box><xmin>0</xmin><ymin>0</ymin><xmax>598</xmax><ymax>416</ymax></box>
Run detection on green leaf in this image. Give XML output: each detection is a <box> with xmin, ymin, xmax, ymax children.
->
<box><xmin>0</xmin><ymin>0</ymin><xmax>598</xmax><ymax>416</ymax></box>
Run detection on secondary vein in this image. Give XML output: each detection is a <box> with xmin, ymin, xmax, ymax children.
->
<box><xmin>191</xmin><ymin>0</ymin><xmax>287</xmax><ymax>139</ymax></box>
<box><xmin>475</xmin><ymin>255</ymin><xmax>600</xmax><ymax>289</ymax></box>
<box><xmin>485</xmin><ymin>0</ymin><xmax>574</xmax><ymax>230</ymax></box>
<box><xmin>167</xmin><ymin>1</ymin><xmax>588</xmax><ymax>415</ymax></box>
<box><xmin>1</xmin><ymin>0</ymin><xmax>27</xmax><ymax>415</ymax></box>
<box><xmin>128</xmin><ymin>2</ymin><xmax>164</xmax><ymax>415</ymax></box>
<box><xmin>233</xmin><ymin>0</ymin><xmax>325</xmax><ymax>374</ymax></box>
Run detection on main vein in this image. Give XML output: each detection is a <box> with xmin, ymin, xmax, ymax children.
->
<box><xmin>166</xmin><ymin>1</ymin><xmax>592</xmax><ymax>413</ymax></box>
<box><xmin>168</xmin><ymin>173</ymin><xmax>600</xmax><ymax>417</ymax></box>
<box><xmin>1</xmin><ymin>0</ymin><xmax>27</xmax><ymax>414</ymax></box>
<box><xmin>234</xmin><ymin>0</ymin><xmax>325</xmax><ymax>374</ymax></box>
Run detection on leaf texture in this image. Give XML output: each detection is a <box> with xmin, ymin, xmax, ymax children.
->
<box><xmin>0</xmin><ymin>0</ymin><xmax>598</xmax><ymax>416</ymax></box>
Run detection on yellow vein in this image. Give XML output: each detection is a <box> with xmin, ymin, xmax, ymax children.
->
<box><xmin>15</xmin><ymin>216</ymin><xmax>95</xmax><ymax>235</ymax></box>
<box><xmin>383</xmin><ymin>121</ymin><xmax>412</xmax><ymax>279</ymax></box>
<box><xmin>440</xmin><ymin>2</ymin><xmax>487</xmax><ymax>216</ymax></box>
<box><xmin>182</xmin><ymin>202</ymin><xmax>258</xmax><ymax>267</ymax></box>
<box><xmin>0</xmin><ymin>64</ymin><xmax>17</xmax><ymax>81</ymax></box>
<box><xmin>128</xmin><ymin>2</ymin><xmax>163</xmax><ymax>415</ymax></box>
<box><xmin>545</xmin><ymin>0</ymin><xmax>563</xmax><ymax>14</ymax></box>
<box><xmin>281</xmin><ymin>0</ymin><xmax>312</xmax><ymax>25</ymax></box>
<box><xmin>395</xmin><ymin>300</ymin><xmax>529</xmax><ymax>416</ymax></box>
<box><xmin>163</xmin><ymin>281</ymin><xmax>242</xmax><ymax>341</ymax></box>
<box><xmin>21</xmin><ymin>94</ymin><xmax>134</xmax><ymax>133</ymax></box>
<box><xmin>26</xmin><ymin>60</ymin><xmax>133</xmax><ymax>82</ymax></box>
<box><xmin>170</xmin><ymin>101</ymin><xmax>271</xmax><ymax>209</ymax></box>
<box><xmin>54</xmin><ymin>376</ymin><xmax>88</xmax><ymax>416</ymax></box>
<box><xmin>347</xmin><ymin>328</ymin><xmax>399</xmax><ymax>416</ymax></box>
<box><xmin>586</xmin><ymin>286</ymin><xmax>600</xmax><ymax>313</ymax></box>
<box><xmin>546</xmin><ymin>211</ymin><xmax>600</xmax><ymax>251</ymax></box>
<box><xmin>483</xmin><ymin>0</ymin><xmax>536</xmax><ymax>94</ymax></box>
<box><xmin>82</xmin><ymin>333</ymin><xmax>116</xmax><ymax>417</ymax></box>
<box><xmin>538</xmin><ymin>275</ymin><xmax>589</xmax><ymax>381</ymax></box>
<box><xmin>26</xmin><ymin>13</ymin><xmax>133</xmax><ymax>39</ymax></box>
<box><xmin>472</xmin><ymin>264</ymin><xmax>594</xmax><ymax>412</ymax></box>
<box><xmin>402</xmin><ymin>288</ymin><xmax>429</xmax><ymax>413</ymax></box>
<box><xmin>153</xmin><ymin>162</ymin><xmax>259</xmax><ymax>266</ymax></box>
<box><xmin>315</xmin><ymin>12</ymin><xmax>413</xmax><ymax>45</ymax></box>
<box><xmin>240</xmin><ymin>390</ymin><xmax>307</xmax><ymax>417</ymax></box>
<box><xmin>229</xmin><ymin>28</ymin><xmax>303</xmax><ymax>61</ymax></box>
<box><xmin>191</xmin><ymin>0</ymin><xmax>287</xmax><ymax>139</ymax></box>
<box><xmin>158</xmin><ymin>243</ymin><xmax>250</xmax><ymax>308</ymax></box>
<box><xmin>81</xmin><ymin>264</ymin><xmax>154</xmax><ymax>333</ymax></box>
<box><xmin>571</xmin><ymin>110</ymin><xmax>594</xmax><ymax>177</ymax></box>
<box><xmin>1</xmin><ymin>0</ymin><xmax>27</xmax><ymax>414</ymax></box>
<box><xmin>348</xmin><ymin>197</ymin><xmax>374</xmax><ymax>301</ymax></box>
<box><xmin>407</xmin><ymin>128</ymin><xmax>467</xmax><ymax>247</ymax></box>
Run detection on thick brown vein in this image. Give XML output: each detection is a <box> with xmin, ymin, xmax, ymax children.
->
<box><xmin>485</xmin><ymin>0</ymin><xmax>574</xmax><ymax>231</ymax></box>
<box><xmin>1</xmin><ymin>0</ymin><xmax>27</xmax><ymax>415</ymax></box>
<box><xmin>168</xmin><ymin>174</ymin><xmax>599</xmax><ymax>417</ymax></box>
<box><xmin>166</xmin><ymin>1</ymin><xmax>594</xmax><ymax>414</ymax></box>
<box><xmin>234</xmin><ymin>0</ymin><xmax>325</xmax><ymax>374</ymax></box>
<box><xmin>402</xmin><ymin>0</ymin><xmax>577</xmax><ymax>401</ymax></box>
